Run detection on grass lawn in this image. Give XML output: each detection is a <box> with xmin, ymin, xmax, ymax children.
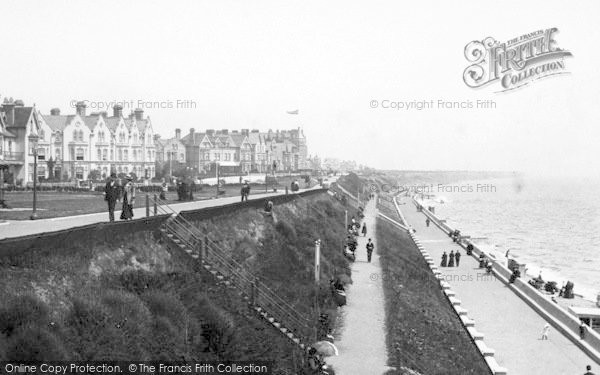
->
<box><xmin>376</xmin><ymin>218</ymin><xmax>490</xmax><ymax>375</ymax></box>
<box><xmin>0</xmin><ymin>176</ymin><xmax>315</xmax><ymax>220</ymax></box>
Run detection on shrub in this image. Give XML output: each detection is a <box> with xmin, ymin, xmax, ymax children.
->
<box><xmin>4</xmin><ymin>325</ymin><xmax>67</xmax><ymax>361</ymax></box>
<box><xmin>0</xmin><ymin>294</ymin><xmax>50</xmax><ymax>337</ymax></box>
<box><xmin>188</xmin><ymin>297</ymin><xmax>236</xmax><ymax>358</ymax></box>
<box><xmin>142</xmin><ymin>291</ymin><xmax>188</xmax><ymax>331</ymax></box>
<box><xmin>275</xmin><ymin>219</ymin><xmax>297</xmax><ymax>242</ymax></box>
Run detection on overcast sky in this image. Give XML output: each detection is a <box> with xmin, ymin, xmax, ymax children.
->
<box><xmin>2</xmin><ymin>0</ymin><xmax>599</xmax><ymax>177</ymax></box>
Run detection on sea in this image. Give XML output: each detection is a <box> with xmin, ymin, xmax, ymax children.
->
<box><xmin>422</xmin><ymin>175</ymin><xmax>600</xmax><ymax>302</ymax></box>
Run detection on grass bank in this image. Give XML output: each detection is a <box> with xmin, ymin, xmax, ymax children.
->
<box><xmin>0</xmin><ymin>192</ymin><xmax>351</xmax><ymax>373</ymax></box>
<box><xmin>376</xmin><ymin>218</ymin><xmax>490</xmax><ymax>375</ymax></box>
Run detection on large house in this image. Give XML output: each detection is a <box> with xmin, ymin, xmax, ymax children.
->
<box><xmin>179</xmin><ymin>127</ymin><xmax>307</xmax><ymax>174</ymax></box>
<box><xmin>38</xmin><ymin>102</ymin><xmax>157</xmax><ymax>181</ymax></box>
<box><xmin>0</xmin><ymin>98</ymin><xmax>42</xmax><ymax>185</ymax></box>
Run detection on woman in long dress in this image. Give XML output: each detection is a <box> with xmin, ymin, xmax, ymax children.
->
<box><xmin>441</xmin><ymin>251</ymin><xmax>448</xmax><ymax>267</ymax></box>
<box><xmin>120</xmin><ymin>175</ymin><xmax>135</xmax><ymax>220</ymax></box>
<box><xmin>448</xmin><ymin>250</ymin><xmax>455</xmax><ymax>267</ymax></box>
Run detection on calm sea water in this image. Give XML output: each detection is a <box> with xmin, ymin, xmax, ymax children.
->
<box><xmin>428</xmin><ymin>176</ymin><xmax>600</xmax><ymax>301</ymax></box>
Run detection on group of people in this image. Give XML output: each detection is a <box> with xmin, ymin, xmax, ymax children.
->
<box><xmin>343</xmin><ymin>208</ymin><xmax>375</xmax><ymax>263</ymax></box>
<box><xmin>104</xmin><ymin>173</ymin><xmax>136</xmax><ymax>222</ymax></box>
<box><xmin>440</xmin><ymin>250</ymin><xmax>461</xmax><ymax>267</ymax></box>
<box><xmin>176</xmin><ymin>178</ymin><xmax>196</xmax><ymax>201</ymax></box>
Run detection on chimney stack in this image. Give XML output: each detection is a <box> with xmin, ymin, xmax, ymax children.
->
<box><xmin>175</xmin><ymin>128</ymin><xmax>181</xmax><ymax>140</ymax></box>
<box><xmin>134</xmin><ymin>108</ymin><xmax>144</xmax><ymax>121</ymax></box>
<box><xmin>76</xmin><ymin>101</ymin><xmax>87</xmax><ymax>117</ymax></box>
<box><xmin>242</xmin><ymin>129</ymin><xmax>249</xmax><ymax>136</ymax></box>
<box><xmin>207</xmin><ymin>129</ymin><xmax>214</xmax><ymax>135</ymax></box>
<box><xmin>2</xmin><ymin>98</ymin><xmax>15</xmax><ymax>126</ymax></box>
<box><xmin>221</xmin><ymin>129</ymin><xmax>228</xmax><ymax>135</ymax></box>
<box><xmin>50</xmin><ymin>108</ymin><xmax>61</xmax><ymax>116</ymax></box>
<box><xmin>113</xmin><ymin>104</ymin><xmax>123</xmax><ymax>118</ymax></box>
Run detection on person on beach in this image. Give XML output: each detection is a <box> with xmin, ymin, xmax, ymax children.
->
<box><xmin>541</xmin><ymin>323</ymin><xmax>550</xmax><ymax>340</ymax></box>
<box><xmin>584</xmin><ymin>365</ymin><xmax>596</xmax><ymax>375</ymax></box>
<box><xmin>361</xmin><ymin>223</ymin><xmax>367</xmax><ymax>237</ymax></box>
<box><xmin>441</xmin><ymin>251</ymin><xmax>448</xmax><ymax>267</ymax></box>
<box><xmin>104</xmin><ymin>172</ymin><xmax>120</xmax><ymax>222</ymax></box>
<box><xmin>120</xmin><ymin>175</ymin><xmax>135</xmax><ymax>221</ymax></box>
<box><xmin>366</xmin><ymin>238</ymin><xmax>374</xmax><ymax>262</ymax></box>
<box><xmin>448</xmin><ymin>250</ymin><xmax>455</xmax><ymax>267</ymax></box>
<box><xmin>425</xmin><ymin>218</ymin><xmax>430</xmax><ymax>227</ymax></box>
<box><xmin>455</xmin><ymin>250</ymin><xmax>461</xmax><ymax>266</ymax></box>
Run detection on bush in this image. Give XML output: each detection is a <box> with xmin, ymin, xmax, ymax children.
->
<box><xmin>0</xmin><ymin>294</ymin><xmax>50</xmax><ymax>337</ymax></box>
<box><xmin>275</xmin><ymin>220</ymin><xmax>297</xmax><ymax>243</ymax></box>
<box><xmin>4</xmin><ymin>325</ymin><xmax>67</xmax><ymax>361</ymax></box>
<box><xmin>142</xmin><ymin>291</ymin><xmax>188</xmax><ymax>331</ymax></box>
<box><xmin>188</xmin><ymin>297</ymin><xmax>236</xmax><ymax>358</ymax></box>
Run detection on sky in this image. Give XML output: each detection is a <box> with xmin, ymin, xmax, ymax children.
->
<box><xmin>1</xmin><ymin>0</ymin><xmax>599</xmax><ymax>177</ymax></box>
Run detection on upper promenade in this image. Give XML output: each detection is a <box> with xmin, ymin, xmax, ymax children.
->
<box><xmin>0</xmin><ymin>188</ymin><xmax>317</xmax><ymax>241</ymax></box>
<box><xmin>397</xmin><ymin>195</ymin><xmax>599</xmax><ymax>375</ymax></box>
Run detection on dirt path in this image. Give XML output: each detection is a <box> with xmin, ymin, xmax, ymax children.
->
<box><xmin>328</xmin><ymin>197</ymin><xmax>391</xmax><ymax>374</ymax></box>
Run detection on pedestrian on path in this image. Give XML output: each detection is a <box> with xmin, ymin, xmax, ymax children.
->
<box><xmin>541</xmin><ymin>323</ymin><xmax>550</xmax><ymax>340</ymax></box>
<box><xmin>361</xmin><ymin>223</ymin><xmax>367</xmax><ymax>237</ymax></box>
<box><xmin>104</xmin><ymin>172</ymin><xmax>120</xmax><ymax>222</ymax></box>
<box><xmin>580</xmin><ymin>322</ymin><xmax>588</xmax><ymax>340</ymax></box>
<box><xmin>426</xmin><ymin>218</ymin><xmax>430</xmax><ymax>227</ymax></box>
<box><xmin>120</xmin><ymin>175</ymin><xmax>135</xmax><ymax>221</ymax></box>
<box><xmin>366</xmin><ymin>239</ymin><xmax>374</xmax><ymax>263</ymax></box>
<box><xmin>440</xmin><ymin>251</ymin><xmax>448</xmax><ymax>267</ymax></box>
<box><xmin>448</xmin><ymin>250</ymin><xmax>455</xmax><ymax>267</ymax></box>
<box><xmin>455</xmin><ymin>250</ymin><xmax>461</xmax><ymax>266</ymax></box>
<box><xmin>584</xmin><ymin>365</ymin><xmax>596</xmax><ymax>375</ymax></box>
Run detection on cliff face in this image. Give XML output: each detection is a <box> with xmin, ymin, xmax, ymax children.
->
<box><xmin>0</xmin><ymin>192</ymin><xmax>351</xmax><ymax>373</ymax></box>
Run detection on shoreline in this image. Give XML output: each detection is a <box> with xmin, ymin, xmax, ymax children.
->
<box><xmin>415</xmin><ymin>176</ymin><xmax>599</xmax><ymax>307</ymax></box>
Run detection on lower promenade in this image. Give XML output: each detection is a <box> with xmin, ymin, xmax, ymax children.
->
<box><xmin>397</xmin><ymin>196</ymin><xmax>599</xmax><ymax>374</ymax></box>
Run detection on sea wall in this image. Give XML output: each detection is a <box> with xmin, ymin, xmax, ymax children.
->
<box><xmin>413</xmin><ymin>198</ymin><xmax>600</xmax><ymax>364</ymax></box>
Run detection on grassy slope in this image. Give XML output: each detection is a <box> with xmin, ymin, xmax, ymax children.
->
<box><xmin>0</xmin><ymin>192</ymin><xmax>350</xmax><ymax>374</ymax></box>
<box><xmin>376</xmin><ymin>219</ymin><xmax>490</xmax><ymax>375</ymax></box>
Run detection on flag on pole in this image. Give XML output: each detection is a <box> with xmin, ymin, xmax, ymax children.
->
<box><xmin>286</xmin><ymin>109</ymin><xmax>299</xmax><ymax>115</ymax></box>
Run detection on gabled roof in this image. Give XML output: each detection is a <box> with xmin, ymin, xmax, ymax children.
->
<box><xmin>105</xmin><ymin>117</ymin><xmax>122</xmax><ymax>132</ymax></box>
<box><xmin>42</xmin><ymin>115</ymin><xmax>76</xmax><ymax>131</ymax></box>
<box><xmin>247</xmin><ymin>132</ymin><xmax>264</xmax><ymax>145</ymax></box>
<box><xmin>181</xmin><ymin>132</ymin><xmax>207</xmax><ymax>146</ymax></box>
<box><xmin>7</xmin><ymin>107</ymin><xmax>34</xmax><ymax>129</ymax></box>
<box><xmin>229</xmin><ymin>133</ymin><xmax>250</xmax><ymax>147</ymax></box>
<box><xmin>83</xmin><ymin>115</ymin><xmax>101</xmax><ymax>130</ymax></box>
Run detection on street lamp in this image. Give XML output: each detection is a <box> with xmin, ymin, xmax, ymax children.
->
<box><xmin>28</xmin><ymin>133</ymin><xmax>39</xmax><ymax>220</ymax></box>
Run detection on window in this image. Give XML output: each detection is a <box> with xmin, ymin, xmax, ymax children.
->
<box><xmin>76</xmin><ymin>148</ymin><xmax>84</xmax><ymax>161</ymax></box>
<box><xmin>98</xmin><ymin>131</ymin><xmax>105</xmax><ymax>142</ymax></box>
<box><xmin>72</xmin><ymin>130</ymin><xmax>78</xmax><ymax>141</ymax></box>
<box><xmin>118</xmin><ymin>149</ymin><xmax>123</xmax><ymax>161</ymax></box>
<box><xmin>133</xmin><ymin>134</ymin><xmax>138</xmax><ymax>144</ymax></box>
<box><xmin>133</xmin><ymin>150</ymin><xmax>137</xmax><ymax>161</ymax></box>
<box><xmin>215</xmin><ymin>153</ymin><xmax>220</xmax><ymax>161</ymax></box>
<box><xmin>102</xmin><ymin>149</ymin><xmax>107</xmax><ymax>161</ymax></box>
<box><xmin>110</xmin><ymin>150</ymin><xmax>114</xmax><ymax>160</ymax></box>
<box><xmin>75</xmin><ymin>167</ymin><xmax>84</xmax><ymax>180</ymax></box>
<box><xmin>97</xmin><ymin>149</ymin><xmax>102</xmax><ymax>161</ymax></box>
<box><xmin>123</xmin><ymin>150</ymin><xmax>128</xmax><ymax>161</ymax></box>
<box><xmin>39</xmin><ymin>129</ymin><xmax>45</xmax><ymax>140</ymax></box>
<box><xmin>147</xmin><ymin>151</ymin><xmax>151</xmax><ymax>161</ymax></box>
<box><xmin>119</xmin><ymin>132</ymin><xmax>126</xmax><ymax>143</ymax></box>
<box><xmin>225</xmin><ymin>153</ymin><xmax>231</xmax><ymax>161</ymax></box>
<box><xmin>37</xmin><ymin>148</ymin><xmax>46</xmax><ymax>161</ymax></box>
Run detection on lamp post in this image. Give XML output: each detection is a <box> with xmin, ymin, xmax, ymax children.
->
<box><xmin>215</xmin><ymin>161</ymin><xmax>220</xmax><ymax>198</ymax></box>
<box><xmin>28</xmin><ymin>133</ymin><xmax>39</xmax><ymax>220</ymax></box>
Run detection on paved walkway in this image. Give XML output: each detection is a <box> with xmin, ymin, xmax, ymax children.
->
<box><xmin>328</xmin><ymin>197</ymin><xmax>391</xmax><ymax>374</ymax></box>
<box><xmin>398</xmin><ymin>196</ymin><xmax>598</xmax><ymax>375</ymax></box>
<box><xmin>0</xmin><ymin>189</ymin><xmax>309</xmax><ymax>240</ymax></box>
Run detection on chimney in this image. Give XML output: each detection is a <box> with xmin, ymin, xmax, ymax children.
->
<box><xmin>75</xmin><ymin>101</ymin><xmax>87</xmax><ymax>116</ymax></box>
<box><xmin>50</xmin><ymin>108</ymin><xmax>61</xmax><ymax>116</ymax></box>
<box><xmin>207</xmin><ymin>129</ymin><xmax>214</xmax><ymax>135</ymax></box>
<box><xmin>175</xmin><ymin>128</ymin><xmax>181</xmax><ymax>140</ymax></box>
<box><xmin>221</xmin><ymin>129</ymin><xmax>228</xmax><ymax>135</ymax></box>
<box><xmin>113</xmin><ymin>104</ymin><xmax>123</xmax><ymax>118</ymax></box>
<box><xmin>2</xmin><ymin>99</ymin><xmax>15</xmax><ymax>126</ymax></box>
<box><xmin>99</xmin><ymin>111</ymin><xmax>108</xmax><ymax>118</ymax></box>
<box><xmin>251</xmin><ymin>129</ymin><xmax>259</xmax><ymax>133</ymax></box>
<box><xmin>134</xmin><ymin>108</ymin><xmax>144</xmax><ymax>120</ymax></box>
<box><xmin>14</xmin><ymin>99</ymin><xmax>24</xmax><ymax>107</ymax></box>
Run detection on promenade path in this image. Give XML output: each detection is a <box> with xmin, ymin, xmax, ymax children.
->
<box><xmin>328</xmin><ymin>197</ymin><xmax>391</xmax><ymax>374</ymax></box>
<box><xmin>0</xmin><ymin>189</ymin><xmax>311</xmax><ymax>240</ymax></box>
<box><xmin>397</xmin><ymin>196</ymin><xmax>598</xmax><ymax>375</ymax></box>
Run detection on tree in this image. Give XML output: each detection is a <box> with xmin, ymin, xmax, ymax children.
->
<box><xmin>88</xmin><ymin>169</ymin><xmax>102</xmax><ymax>181</ymax></box>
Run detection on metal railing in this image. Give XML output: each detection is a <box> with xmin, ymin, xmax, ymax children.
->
<box><xmin>154</xmin><ymin>198</ymin><xmax>313</xmax><ymax>343</ymax></box>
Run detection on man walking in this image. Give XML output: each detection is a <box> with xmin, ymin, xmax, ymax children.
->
<box><xmin>104</xmin><ymin>172</ymin><xmax>119</xmax><ymax>222</ymax></box>
<box><xmin>455</xmin><ymin>250</ymin><xmax>461</xmax><ymax>267</ymax></box>
<box><xmin>366</xmin><ymin>238</ymin><xmax>374</xmax><ymax>263</ymax></box>
<box><xmin>426</xmin><ymin>218</ymin><xmax>430</xmax><ymax>227</ymax></box>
